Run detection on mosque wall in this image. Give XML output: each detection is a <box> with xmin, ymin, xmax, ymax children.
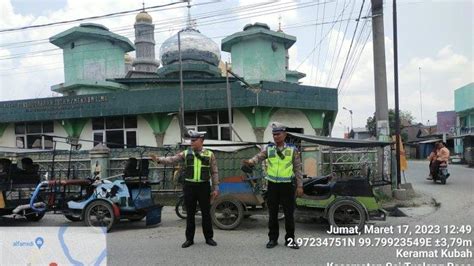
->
<box><xmin>230</xmin><ymin>38</ymin><xmax>287</xmax><ymax>84</ymax></box>
<box><xmin>63</xmin><ymin>38</ymin><xmax>126</xmax><ymax>84</ymax></box>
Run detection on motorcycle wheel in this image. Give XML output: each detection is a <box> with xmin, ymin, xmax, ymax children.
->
<box><xmin>440</xmin><ymin>176</ymin><xmax>446</xmax><ymax>185</ymax></box>
<box><xmin>175</xmin><ymin>197</ymin><xmax>187</xmax><ymax>219</ymax></box>
<box><xmin>328</xmin><ymin>199</ymin><xmax>366</xmax><ymax>233</ymax></box>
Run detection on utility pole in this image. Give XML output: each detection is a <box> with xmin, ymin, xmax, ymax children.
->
<box><xmin>371</xmin><ymin>0</ymin><xmax>390</xmax><ymax>139</ymax></box>
<box><xmin>419</xmin><ymin>66</ymin><xmax>423</xmax><ymax>124</ymax></box>
<box><xmin>393</xmin><ymin>0</ymin><xmax>401</xmax><ymax>188</ymax></box>
<box><xmin>225</xmin><ymin>62</ymin><xmax>243</xmax><ymax>142</ymax></box>
<box><xmin>371</xmin><ymin>0</ymin><xmax>390</xmax><ymax>180</ymax></box>
<box><xmin>178</xmin><ymin>31</ymin><xmax>185</xmax><ymax>142</ymax></box>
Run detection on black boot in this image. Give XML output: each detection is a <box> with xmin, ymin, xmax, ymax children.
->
<box><xmin>266</xmin><ymin>240</ymin><xmax>278</xmax><ymax>248</ymax></box>
<box><xmin>205</xmin><ymin>238</ymin><xmax>217</xmax><ymax>246</ymax></box>
<box><xmin>181</xmin><ymin>240</ymin><xmax>194</xmax><ymax>248</ymax></box>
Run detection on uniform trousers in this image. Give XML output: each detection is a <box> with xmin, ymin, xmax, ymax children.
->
<box><xmin>266</xmin><ymin>181</ymin><xmax>295</xmax><ymax>242</ymax></box>
<box><xmin>183</xmin><ymin>181</ymin><xmax>213</xmax><ymax>241</ymax></box>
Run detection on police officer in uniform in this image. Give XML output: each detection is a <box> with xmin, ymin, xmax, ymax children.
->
<box><xmin>243</xmin><ymin>122</ymin><xmax>303</xmax><ymax>249</ymax></box>
<box><xmin>150</xmin><ymin>130</ymin><xmax>219</xmax><ymax>248</ymax></box>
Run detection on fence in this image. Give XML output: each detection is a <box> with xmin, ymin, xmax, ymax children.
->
<box><xmin>1</xmin><ymin>142</ymin><xmax>390</xmax><ymax>191</ymax></box>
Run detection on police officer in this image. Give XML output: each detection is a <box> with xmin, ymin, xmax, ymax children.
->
<box><xmin>243</xmin><ymin>122</ymin><xmax>303</xmax><ymax>249</ymax></box>
<box><xmin>150</xmin><ymin>130</ymin><xmax>219</xmax><ymax>248</ymax></box>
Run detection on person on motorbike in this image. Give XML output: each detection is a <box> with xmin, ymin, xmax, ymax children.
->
<box><xmin>427</xmin><ymin>142</ymin><xmax>450</xmax><ymax>180</ymax></box>
<box><xmin>427</xmin><ymin>145</ymin><xmax>439</xmax><ymax>178</ymax></box>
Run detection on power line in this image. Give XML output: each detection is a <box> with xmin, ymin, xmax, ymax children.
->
<box><xmin>309</xmin><ymin>1</ymin><xmax>320</xmax><ymax>84</ymax></box>
<box><xmin>0</xmin><ymin>1</ymin><xmax>329</xmax><ymax>62</ymax></box>
<box><xmin>325</xmin><ymin>0</ymin><xmax>348</xmax><ymax>87</ymax></box>
<box><xmin>0</xmin><ymin>1</ymin><xmax>188</xmax><ymax>33</ymax></box>
<box><xmin>338</xmin><ymin>6</ymin><xmax>372</xmax><ymax>95</ymax></box>
<box><xmin>0</xmin><ymin>1</ymin><xmax>300</xmax><ymax>56</ymax></box>
<box><xmin>335</xmin><ymin>0</ymin><xmax>365</xmax><ymax>92</ymax></box>
<box><xmin>339</xmin><ymin>19</ymin><xmax>371</xmax><ymax>95</ymax></box>
<box><xmin>0</xmin><ymin>16</ymin><xmax>356</xmax><ymax>74</ymax></box>
<box><xmin>314</xmin><ymin>0</ymin><xmax>327</xmax><ymax>85</ymax></box>
<box><xmin>2</xmin><ymin>0</ymin><xmax>360</xmax><ymax>83</ymax></box>
<box><xmin>319</xmin><ymin>0</ymin><xmax>340</xmax><ymax>86</ymax></box>
<box><xmin>337</xmin><ymin>2</ymin><xmax>369</xmax><ymax>92</ymax></box>
<box><xmin>295</xmin><ymin>0</ymin><xmax>351</xmax><ymax>72</ymax></box>
<box><xmin>0</xmin><ymin>1</ymin><xmax>296</xmax><ymax>49</ymax></box>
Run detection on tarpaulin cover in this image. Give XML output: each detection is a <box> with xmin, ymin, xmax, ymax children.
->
<box><xmin>288</xmin><ymin>132</ymin><xmax>392</xmax><ymax>148</ymax></box>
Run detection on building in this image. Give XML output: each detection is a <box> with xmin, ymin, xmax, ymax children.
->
<box><xmin>402</xmin><ymin>124</ymin><xmax>438</xmax><ymax>159</ymax></box>
<box><xmin>349</xmin><ymin>127</ymin><xmax>373</xmax><ymax>140</ymax></box>
<box><xmin>0</xmin><ymin>11</ymin><xmax>337</xmax><ymax>151</ymax></box>
<box><xmin>436</xmin><ymin>111</ymin><xmax>456</xmax><ymax>135</ymax></box>
<box><xmin>454</xmin><ymin>82</ymin><xmax>474</xmax><ymax>165</ymax></box>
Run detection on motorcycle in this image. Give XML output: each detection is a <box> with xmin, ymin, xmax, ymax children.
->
<box><xmin>432</xmin><ymin>162</ymin><xmax>450</xmax><ymax>185</ymax></box>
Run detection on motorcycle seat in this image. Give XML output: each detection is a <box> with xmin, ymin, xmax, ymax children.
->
<box><xmin>302</xmin><ymin>174</ymin><xmax>331</xmax><ymax>187</ymax></box>
<box><xmin>313</xmin><ymin>184</ymin><xmax>331</xmax><ymax>195</ymax></box>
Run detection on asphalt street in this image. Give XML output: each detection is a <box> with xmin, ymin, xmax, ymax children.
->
<box><xmin>1</xmin><ymin>160</ymin><xmax>473</xmax><ymax>265</ymax></box>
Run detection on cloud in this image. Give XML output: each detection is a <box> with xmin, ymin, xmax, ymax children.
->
<box><xmin>0</xmin><ymin>0</ymin><xmax>188</xmax><ymax>101</ymax></box>
<box><xmin>236</xmin><ymin>0</ymin><xmax>301</xmax><ymax>30</ymax></box>
<box><xmin>331</xmin><ymin>41</ymin><xmax>473</xmax><ymax>137</ymax></box>
<box><xmin>0</xmin><ymin>0</ymin><xmax>472</xmax><ymax>140</ymax></box>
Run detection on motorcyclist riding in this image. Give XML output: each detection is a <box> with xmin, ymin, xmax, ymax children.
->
<box><xmin>427</xmin><ymin>142</ymin><xmax>450</xmax><ymax>180</ymax></box>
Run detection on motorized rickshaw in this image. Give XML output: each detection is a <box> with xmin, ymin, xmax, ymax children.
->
<box><xmin>0</xmin><ymin>157</ymin><xmax>46</xmax><ymax>222</ymax></box>
<box><xmin>27</xmin><ymin>157</ymin><xmax>162</xmax><ymax>232</ymax></box>
<box><xmin>1</xmin><ymin>137</ymin><xmax>162</xmax><ymax>232</ymax></box>
<box><xmin>182</xmin><ymin>133</ymin><xmax>390</xmax><ymax>231</ymax></box>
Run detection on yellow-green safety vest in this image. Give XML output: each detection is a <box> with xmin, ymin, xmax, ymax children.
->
<box><xmin>183</xmin><ymin>149</ymin><xmax>213</xmax><ymax>182</ymax></box>
<box><xmin>266</xmin><ymin>145</ymin><xmax>295</xmax><ymax>183</ymax></box>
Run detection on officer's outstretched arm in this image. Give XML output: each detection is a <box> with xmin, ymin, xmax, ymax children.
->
<box><xmin>245</xmin><ymin>149</ymin><xmax>268</xmax><ymax>166</ymax></box>
<box><xmin>150</xmin><ymin>152</ymin><xmax>185</xmax><ymax>165</ymax></box>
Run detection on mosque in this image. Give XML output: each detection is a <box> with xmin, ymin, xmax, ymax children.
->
<box><xmin>0</xmin><ymin>9</ymin><xmax>338</xmax><ymax>150</ymax></box>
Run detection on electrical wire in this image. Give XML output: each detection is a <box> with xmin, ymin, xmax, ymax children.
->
<box><xmin>318</xmin><ymin>0</ymin><xmax>339</xmax><ymax>85</ymax></box>
<box><xmin>295</xmin><ymin>0</ymin><xmax>351</xmax><ymax>71</ymax></box>
<box><xmin>0</xmin><ymin>1</ymin><xmax>188</xmax><ymax>33</ymax></box>
<box><xmin>314</xmin><ymin>0</ymin><xmax>327</xmax><ymax>85</ymax></box>
<box><xmin>335</xmin><ymin>0</ymin><xmax>365</xmax><ymax>92</ymax></box>
<box><xmin>337</xmin><ymin>5</ymin><xmax>371</xmax><ymax>93</ymax></box>
<box><xmin>326</xmin><ymin>0</ymin><xmax>356</xmax><ymax>86</ymax></box>
<box><xmin>0</xmin><ymin>1</ymin><xmax>321</xmax><ymax>61</ymax></box>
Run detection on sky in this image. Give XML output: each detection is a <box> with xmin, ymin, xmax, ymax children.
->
<box><xmin>0</xmin><ymin>0</ymin><xmax>472</xmax><ymax>138</ymax></box>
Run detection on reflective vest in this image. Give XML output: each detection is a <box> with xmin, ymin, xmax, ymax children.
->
<box><xmin>266</xmin><ymin>144</ymin><xmax>295</xmax><ymax>183</ymax></box>
<box><xmin>183</xmin><ymin>149</ymin><xmax>213</xmax><ymax>182</ymax></box>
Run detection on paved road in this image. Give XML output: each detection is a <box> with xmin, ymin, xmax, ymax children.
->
<box><xmin>1</xmin><ymin>161</ymin><xmax>473</xmax><ymax>265</ymax></box>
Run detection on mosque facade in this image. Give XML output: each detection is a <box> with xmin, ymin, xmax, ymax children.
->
<box><xmin>0</xmin><ymin>10</ymin><xmax>338</xmax><ymax>150</ymax></box>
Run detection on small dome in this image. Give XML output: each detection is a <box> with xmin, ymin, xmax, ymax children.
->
<box><xmin>136</xmin><ymin>11</ymin><xmax>152</xmax><ymax>23</ymax></box>
<box><xmin>243</xmin><ymin>22</ymin><xmax>270</xmax><ymax>31</ymax></box>
<box><xmin>124</xmin><ymin>53</ymin><xmax>133</xmax><ymax>63</ymax></box>
<box><xmin>80</xmin><ymin>23</ymin><xmax>109</xmax><ymax>31</ymax></box>
<box><xmin>160</xmin><ymin>29</ymin><xmax>221</xmax><ymax>66</ymax></box>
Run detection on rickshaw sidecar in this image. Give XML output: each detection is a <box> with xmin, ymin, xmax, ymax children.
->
<box><xmin>65</xmin><ymin>159</ymin><xmax>162</xmax><ymax>232</ymax></box>
<box><xmin>66</xmin><ymin>178</ymin><xmax>162</xmax><ymax>232</ymax></box>
<box><xmin>296</xmin><ymin>174</ymin><xmax>386</xmax><ymax>231</ymax></box>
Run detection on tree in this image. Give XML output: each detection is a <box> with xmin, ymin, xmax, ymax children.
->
<box><xmin>366</xmin><ymin>109</ymin><xmax>414</xmax><ymax>141</ymax></box>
